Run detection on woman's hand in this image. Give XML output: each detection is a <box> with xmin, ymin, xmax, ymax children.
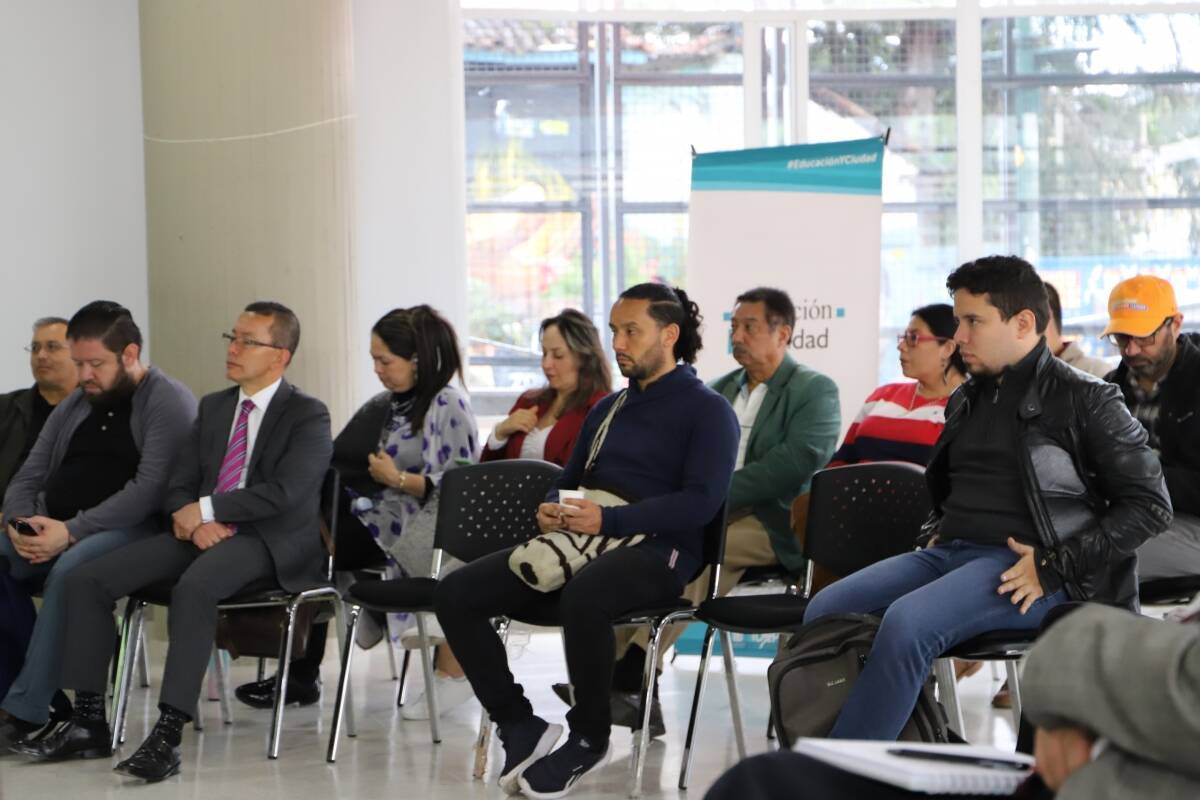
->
<box><xmin>495</xmin><ymin>408</ymin><xmax>539</xmax><ymax>439</ymax></box>
<box><xmin>368</xmin><ymin>450</ymin><xmax>405</xmax><ymax>488</ymax></box>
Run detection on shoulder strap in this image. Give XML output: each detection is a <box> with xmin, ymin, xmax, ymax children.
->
<box><xmin>583</xmin><ymin>390</ymin><xmax>628</xmax><ymax>475</ymax></box>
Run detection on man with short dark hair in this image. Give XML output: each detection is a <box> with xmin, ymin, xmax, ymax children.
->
<box><xmin>803</xmin><ymin>255</ymin><xmax>1171</xmax><ymax>740</ymax></box>
<box><xmin>22</xmin><ymin>302</ymin><xmax>332</xmax><ymax>783</ymax></box>
<box><xmin>1100</xmin><ymin>275</ymin><xmax>1200</xmax><ymax>581</ymax></box>
<box><xmin>593</xmin><ymin>286</ymin><xmax>839</xmax><ymax>737</ymax></box>
<box><xmin>1043</xmin><ymin>282</ymin><xmax>1111</xmax><ymax>378</ymax></box>
<box><xmin>0</xmin><ymin>318</ymin><xmax>78</xmax><ymax>496</ymax></box>
<box><xmin>0</xmin><ymin>302</ymin><xmax>196</xmax><ymax>748</ymax></box>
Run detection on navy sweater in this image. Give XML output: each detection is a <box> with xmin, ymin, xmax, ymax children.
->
<box><xmin>551</xmin><ymin>364</ymin><xmax>739</xmax><ymax>583</ymax></box>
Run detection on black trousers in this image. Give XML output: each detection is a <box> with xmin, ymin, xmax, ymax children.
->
<box><xmin>60</xmin><ymin>532</ymin><xmax>275</xmax><ymax>714</ymax></box>
<box><xmin>433</xmin><ymin>545</ymin><xmax>683</xmax><ymax>745</ymax></box>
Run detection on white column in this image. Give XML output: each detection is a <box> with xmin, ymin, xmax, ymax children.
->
<box><xmin>352</xmin><ymin>0</ymin><xmax>469</xmax><ymax>406</ymax></box>
<box><xmin>955</xmin><ymin>1</ymin><xmax>984</xmax><ymax>264</ymax></box>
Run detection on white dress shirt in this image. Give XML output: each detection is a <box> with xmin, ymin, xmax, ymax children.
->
<box><xmin>199</xmin><ymin>378</ymin><xmax>283</xmax><ymax>523</ymax></box>
<box><xmin>731</xmin><ymin>379</ymin><xmax>768</xmax><ymax>470</ymax></box>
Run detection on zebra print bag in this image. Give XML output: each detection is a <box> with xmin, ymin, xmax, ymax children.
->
<box><xmin>508</xmin><ymin>391</ymin><xmax>645</xmax><ymax>592</ymax></box>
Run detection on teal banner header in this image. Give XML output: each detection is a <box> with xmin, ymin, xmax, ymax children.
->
<box><xmin>691</xmin><ymin>137</ymin><xmax>884</xmax><ymax>196</ymax></box>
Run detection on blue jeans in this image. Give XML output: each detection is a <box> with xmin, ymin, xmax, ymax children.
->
<box><xmin>0</xmin><ymin>523</ymin><xmax>154</xmax><ymax>724</ymax></box>
<box><xmin>803</xmin><ymin>540</ymin><xmax>1066</xmax><ymax>740</ymax></box>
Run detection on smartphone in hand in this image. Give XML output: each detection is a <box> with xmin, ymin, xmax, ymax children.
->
<box><xmin>10</xmin><ymin>518</ymin><xmax>38</xmax><ymax>536</ymax></box>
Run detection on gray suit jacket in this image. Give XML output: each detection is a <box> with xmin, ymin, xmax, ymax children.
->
<box><xmin>1023</xmin><ymin>604</ymin><xmax>1200</xmax><ymax>799</ymax></box>
<box><xmin>163</xmin><ymin>380</ymin><xmax>333</xmax><ymax>592</ymax></box>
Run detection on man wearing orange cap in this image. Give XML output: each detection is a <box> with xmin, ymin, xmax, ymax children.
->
<box><xmin>1103</xmin><ymin>275</ymin><xmax>1200</xmax><ymax>581</ymax></box>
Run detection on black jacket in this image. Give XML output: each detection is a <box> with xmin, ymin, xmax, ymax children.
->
<box><xmin>1107</xmin><ymin>332</ymin><xmax>1200</xmax><ymax>517</ymax></box>
<box><xmin>923</xmin><ymin>341</ymin><xmax>1172</xmax><ymax>611</ymax></box>
<box><xmin>0</xmin><ymin>386</ymin><xmax>34</xmax><ymax>497</ymax></box>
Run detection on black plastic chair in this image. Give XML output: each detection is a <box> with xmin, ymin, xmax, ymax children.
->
<box><xmin>677</xmin><ymin>461</ymin><xmax>931</xmax><ymax>789</ymax></box>
<box><xmin>109</xmin><ymin>467</ymin><xmax>345</xmax><ymax>759</ymax></box>
<box><xmin>325</xmin><ymin>459</ymin><xmax>562</xmax><ymax>761</ymax></box>
<box><xmin>1140</xmin><ymin>575</ymin><xmax>1200</xmax><ymax>605</ymax></box>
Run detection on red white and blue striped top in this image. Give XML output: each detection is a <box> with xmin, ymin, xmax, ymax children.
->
<box><xmin>828</xmin><ymin>382</ymin><xmax>950</xmax><ymax>467</ymax></box>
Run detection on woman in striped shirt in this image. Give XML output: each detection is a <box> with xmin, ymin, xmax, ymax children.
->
<box><xmin>829</xmin><ymin>303</ymin><xmax>966</xmax><ymax>467</ymax></box>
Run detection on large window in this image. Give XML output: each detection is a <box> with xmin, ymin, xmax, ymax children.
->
<box><xmin>982</xmin><ymin>14</ymin><xmax>1200</xmax><ymax>363</ymax></box>
<box><xmin>464</xmin><ymin>20</ymin><xmax>743</xmax><ymax>392</ymax></box>
<box><xmin>463</xmin><ymin>7</ymin><xmax>1200</xmax><ymax>393</ymax></box>
<box><xmin>808</xmin><ymin>19</ymin><xmax>957</xmax><ymax>381</ymax></box>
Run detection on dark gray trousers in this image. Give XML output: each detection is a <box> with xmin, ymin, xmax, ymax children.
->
<box><xmin>60</xmin><ymin>532</ymin><xmax>275</xmax><ymax>714</ymax></box>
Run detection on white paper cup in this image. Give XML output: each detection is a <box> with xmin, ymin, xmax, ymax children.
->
<box><xmin>557</xmin><ymin>489</ymin><xmax>585</xmax><ymax>514</ymax></box>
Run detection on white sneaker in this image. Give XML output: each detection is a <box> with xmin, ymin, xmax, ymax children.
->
<box><xmin>402</xmin><ymin>672</ymin><xmax>475</xmax><ymax>720</ymax></box>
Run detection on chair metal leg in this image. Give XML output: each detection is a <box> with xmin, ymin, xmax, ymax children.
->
<box><xmin>326</xmin><ymin>604</ymin><xmax>361</xmax><ymax>763</ymax></box>
<box><xmin>135</xmin><ymin>626</ymin><xmax>151</xmax><ymax>688</ymax></box>
<box><xmin>109</xmin><ymin>600</ymin><xmax>142</xmax><ymax>752</ymax></box>
<box><xmin>933</xmin><ymin>658</ymin><xmax>966</xmax><ymax>736</ymax></box>
<box><xmin>256</xmin><ymin>657</ymin><xmax>266</xmax><ymax>682</ymax></box>
<box><xmin>213</xmin><ymin>647</ymin><xmax>233</xmax><ymax>725</ymax></box>
<box><xmin>677</xmin><ymin>624</ymin><xmax>716</xmax><ymax>790</ymax></box>
<box><xmin>387</xmin><ymin>631</ymin><xmax>399</xmax><ymax>680</ymax></box>
<box><xmin>415</xmin><ymin>613</ymin><xmax>441</xmax><ymax>744</ymax></box>
<box><xmin>473</xmin><ymin>619</ymin><xmax>508</xmax><ymax>780</ymax></box>
<box><xmin>396</xmin><ymin>649</ymin><xmax>412</xmax><ymax>707</ymax></box>
<box><xmin>719</xmin><ymin>631</ymin><xmax>747</xmax><ymax>759</ymax></box>
<box><xmin>332</xmin><ymin>599</ymin><xmax>357</xmax><ymax>737</ymax></box>
<box><xmin>629</xmin><ymin>619</ymin><xmax>668</xmax><ymax>799</ymax></box>
<box><xmin>268</xmin><ymin>600</ymin><xmax>300</xmax><ymax>759</ymax></box>
<box><xmin>1005</xmin><ymin>660</ymin><xmax>1023</xmax><ymax>730</ymax></box>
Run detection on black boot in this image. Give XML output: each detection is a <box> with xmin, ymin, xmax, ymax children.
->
<box><xmin>113</xmin><ymin>704</ymin><xmax>186</xmax><ymax>782</ymax></box>
<box><xmin>17</xmin><ymin>691</ymin><xmax>111</xmax><ymax>760</ymax></box>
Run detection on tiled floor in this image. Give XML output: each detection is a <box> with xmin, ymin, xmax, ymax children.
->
<box><xmin>0</xmin><ymin>628</ymin><xmax>1017</xmax><ymax>799</ymax></box>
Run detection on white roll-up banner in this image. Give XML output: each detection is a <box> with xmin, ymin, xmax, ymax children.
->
<box><xmin>686</xmin><ymin>137</ymin><xmax>884</xmax><ymax>435</ymax></box>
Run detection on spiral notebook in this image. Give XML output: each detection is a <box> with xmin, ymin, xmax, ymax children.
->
<box><xmin>792</xmin><ymin>739</ymin><xmax>1035</xmax><ymax>795</ymax></box>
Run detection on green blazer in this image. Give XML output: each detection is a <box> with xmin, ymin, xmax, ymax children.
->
<box><xmin>709</xmin><ymin>355</ymin><xmax>840</xmax><ymax>574</ymax></box>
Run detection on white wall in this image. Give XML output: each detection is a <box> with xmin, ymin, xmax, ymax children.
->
<box><xmin>0</xmin><ymin>1</ymin><xmax>148</xmax><ymax>385</ymax></box>
<box><xmin>351</xmin><ymin>0</ymin><xmax>469</xmax><ymax>406</ymax></box>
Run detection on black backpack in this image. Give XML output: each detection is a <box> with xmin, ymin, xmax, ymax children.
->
<box><xmin>768</xmin><ymin>613</ymin><xmax>950</xmax><ymax>747</ymax></box>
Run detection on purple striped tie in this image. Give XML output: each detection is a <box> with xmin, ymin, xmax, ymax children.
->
<box><xmin>213</xmin><ymin>399</ymin><xmax>254</xmax><ymax>532</ymax></box>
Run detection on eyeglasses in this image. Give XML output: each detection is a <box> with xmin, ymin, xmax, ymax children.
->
<box><xmin>897</xmin><ymin>332</ymin><xmax>950</xmax><ymax>347</ymax></box>
<box><xmin>24</xmin><ymin>342</ymin><xmax>67</xmax><ymax>355</ymax></box>
<box><xmin>1105</xmin><ymin>318</ymin><xmax>1172</xmax><ymax>350</ymax></box>
<box><xmin>221</xmin><ymin>332</ymin><xmax>285</xmax><ymax>351</ymax></box>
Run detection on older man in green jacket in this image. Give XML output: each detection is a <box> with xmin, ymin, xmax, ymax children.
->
<box><xmin>597</xmin><ymin>287</ymin><xmax>840</xmax><ymax>737</ymax></box>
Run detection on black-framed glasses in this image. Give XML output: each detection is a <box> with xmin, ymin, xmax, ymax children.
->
<box><xmin>1105</xmin><ymin>318</ymin><xmax>1172</xmax><ymax>349</ymax></box>
<box><xmin>221</xmin><ymin>332</ymin><xmax>285</xmax><ymax>351</ymax></box>
<box><xmin>24</xmin><ymin>342</ymin><xmax>67</xmax><ymax>355</ymax></box>
<box><xmin>897</xmin><ymin>331</ymin><xmax>951</xmax><ymax>347</ymax></box>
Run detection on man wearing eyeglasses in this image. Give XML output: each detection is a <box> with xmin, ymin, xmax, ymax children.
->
<box><xmin>1102</xmin><ymin>276</ymin><xmax>1200</xmax><ymax>582</ymax></box>
<box><xmin>0</xmin><ymin>318</ymin><xmax>78</xmax><ymax>498</ymax></box>
<box><xmin>0</xmin><ymin>302</ymin><xmax>196</xmax><ymax>750</ymax></box>
<box><xmin>22</xmin><ymin>301</ymin><xmax>333</xmax><ymax>784</ymax></box>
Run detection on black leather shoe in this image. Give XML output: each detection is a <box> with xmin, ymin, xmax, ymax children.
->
<box><xmin>113</xmin><ymin>730</ymin><xmax>180</xmax><ymax>782</ymax></box>
<box><xmin>16</xmin><ymin>719</ymin><xmax>112</xmax><ymax>760</ymax></box>
<box><xmin>234</xmin><ymin>676</ymin><xmax>321</xmax><ymax>709</ymax></box>
<box><xmin>0</xmin><ymin>717</ymin><xmax>41</xmax><ymax>752</ymax></box>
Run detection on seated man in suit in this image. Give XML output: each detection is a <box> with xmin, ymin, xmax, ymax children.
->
<box><xmin>20</xmin><ymin>301</ymin><xmax>333</xmax><ymax>782</ymax></box>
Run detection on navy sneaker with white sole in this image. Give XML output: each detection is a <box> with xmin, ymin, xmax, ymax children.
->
<box><xmin>518</xmin><ymin>734</ymin><xmax>611</xmax><ymax>800</ymax></box>
<box><xmin>497</xmin><ymin>715</ymin><xmax>563</xmax><ymax>795</ymax></box>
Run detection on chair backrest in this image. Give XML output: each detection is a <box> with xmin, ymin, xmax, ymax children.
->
<box><xmin>700</xmin><ymin>501</ymin><xmax>730</xmax><ymax>601</ymax></box>
<box><xmin>320</xmin><ymin>466</ymin><xmax>342</xmax><ymax>582</ymax></box>
<box><xmin>435</xmin><ymin>459</ymin><xmax>563</xmax><ymax>564</ymax></box>
<box><xmin>804</xmin><ymin>461</ymin><xmax>931</xmax><ymax>580</ymax></box>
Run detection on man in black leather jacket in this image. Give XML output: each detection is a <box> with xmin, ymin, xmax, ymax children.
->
<box><xmin>1100</xmin><ymin>275</ymin><xmax>1200</xmax><ymax>582</ymax></box>
<box><xmin>803</xmin><ymin>256</ymin><xmax>1171</xmax><ymax>741</ymax></box>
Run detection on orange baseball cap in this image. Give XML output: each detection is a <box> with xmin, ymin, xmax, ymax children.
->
<box><xmin>1100</xmin><ymin>275</ymin><xmax>1179</xmax><ymax>338</ymax></box>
